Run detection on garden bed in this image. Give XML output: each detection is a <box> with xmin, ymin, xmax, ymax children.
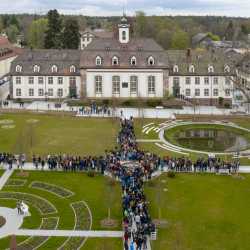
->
<box><xmin>30</xmin><ymin>181</ymin><xmax>74</xmax><ymax>198</ymax></box>
<box><xmin>6</xmin><ymin>179</ymin><xmax>27</xmax><ymax>187</ymax></box>
<box><xmin>15</xmin><ymin>217</ymin><xmax>59</xmax><ymax>250</ymax></box>
<box><xmin>58</xmin><ymin>201</ymin><xmax>92</xmax><ymax>250</ymax></box>
<box><xmin>0</xmin><ymin>192</ymin><xmax>57</xmax><ymax>215</ymax></box>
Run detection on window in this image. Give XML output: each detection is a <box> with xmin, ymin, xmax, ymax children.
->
<box><xmin>204</xmin><ymin>89</ymin><xmax>209</xmax><ymax>96</ymax></box>
<box><xmin>48</xmin><ymin>77</ymin><xmax>53</xmax><ymax>84</ymax></box>
<box><xmin>33</xmin><ymin>65</ymin><xmax>40</xmax><ymax>73</ymax></box>
<box><xmin>213</xmin><ymin>77</ymin><xmax>218</xmax><ymax>85</ymax></box>
<box><xmin>70</xmin><ymin>77</ymin><xmax>76</xmax><ymax>85</ymax></box>
<box><xmin>38</xmin><ymin>89</ymin><xmax>44</xmax><ymax>97</ymax></box>
<box><xmin>95</xmin><ymin>76</ymin><xmax>102</xmax><ymax>94</ymax></box>
<box><xmin>189</xmin><ymin>65</ymin><xmax>195</xmax><ymax>73</ymax></box>
<box><xmin>58</xmin><ymin>77</ymin><xmax>63</xmax><ymax>85</ymax></box>
<box><xmin>96</xmin><ymin>56</ymin><xmax>102</xmax><ymax>66</ymax></box>
<box><xmin>122</xmin><ymin>82</ymin><xmax>128</xmax><ymax>88</ymax></box>
<box><xmin>112</xmin><ymin>76</ymin><xmax>120</xmax><ymax>94</ymax></box>
<box><xmin>148</xmin><ymin>76</ymin><xmax>156</xmax><ymax>94</ymax></box>
<box><xmin>204</xmin><ymin>77</ymin><xmax>209</xmax><ymax>85</ymax></box>
<box><xmin>57</xmin><ymin>88</ymin><xmax>63</xmax><ymax>97</ymax></box>
<box><xmin>112</xmin><ymin>56</ymin><xmax>119</xmax><ymax>66</ymax></box>
<box><xmin>173</xmin><ymin>77</ymin><xmax>180</xmax><ymax>85</ymax></box>
<box><xmin>51</xmin><ymin>65</ymin><xmax>58</xmax><ymax>73</ymax></box>
<box><xmin>70</xmin><ymin>65</ymin><xmax>76</xmax><ymax>73</ymax></box>
<box><xmin>185</xmin><ymin>77</ymin><xmax>191</xmax><ymax>85</ymax></box>
<box><xmin>185</xmin><ymin>89</ymin><xmax>191</xmax><ymax>96</ymax></box>
<box><xmin>38</xmin><ymin>77</ymin><xmax>44</xmax><ymax>84</ymax></box>
<box><xmin>48</xmin><ymin>88</ymin><xmax>53</xmax><ymax>97</ymax></box>
<box><xmin>16</xmin><ymin>65</ymin><xmax>22</xmax><ymax>73</ymax></box>
<box><xmin>225</xmin><ymin>89</ymin><xmax>231</xmax><ymax>96</ymax></box>
<box><xmin>213</xmin><ymin>89</ymin><xmax>218</xmax><ymax>96</ymax></box>
<box><xmin>130</xmin><ymin>56</ymin><xmax>137</xmax><ymax>66</ymax></box>
<box><xmin>122</xmin><ymin>30</ymin><xmax>126</xmax><ymax>41</ymax></box>
<box><xmin>28</xmin><ymin>77</ymin><xmax>34</xmax><ymax>84</ymax></box>
<box><xmin>225</xmin><ymin>77</ymin><xmax>231</xmax><ymax>85</ymax></box>
<box><xmin>195</xmin><ymin>77</ymin><xmax>200</xmax><ymax>85</ymax></box>
<box><xmin>173</xmin><ymin>65</ymin><xmax>179</xmax><ymax>73</ymax></box>
<box><xmin>28</xmin><ymin>88</ymin><xmax>34</xmax><ymax>97</ymax></box>
<box><xmin>208</xmin><ymin>65</ymin><xmax>214</xmax><ymax>73</ymax></box>
<box><xmin>16</xmin><ymin>88</ymin><xmax>21</xmax><ymax>97</ymax></box>
<box><xmin>16</xmin><ymin>77</ymin><xmax>21</xmax><ymax>84</ymax></box>
<box><xmin>148</xmin><ymin>56</ymin><xmax>155</xmax><ymax>66</ymax></box>
<box><xmin>130</xmin><ymin>76</ymin><xmax>138</xmax><ymax>94</ymax></box>
<box><xmin>195</xmin><ymin>89</ymin><xmax>200</xmax><ymax>96</ymax></box>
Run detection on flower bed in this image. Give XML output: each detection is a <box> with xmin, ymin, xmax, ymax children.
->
<box><xmin>15</xmin><ymin>217</ymin><xmax>59</xmax><ymax>250</ymax></box>
<box><xmin>6</xmin><ymin>179</ymin><xmax>27</xmax><ymax>187</ymax></box>
<box><xmin>0</xmin><ymin>192</ymin><xmax>57</xmax><ymax>215</ymax></box>
<box><xmin>58</xmin><ymin>201</ymin><xmax>92</xmax><ymax>250</ymax></box>
<box><xmin>30</xmin><ymin>181</ymin><xmax>74</xmax><ymax>198</ymax></box>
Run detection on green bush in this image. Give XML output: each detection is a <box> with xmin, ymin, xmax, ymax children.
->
<box><xmin>146</xmin><ymin>99</ymin><xmax>163</xmax><ymax>107</ymax></box>
<box><xmin>87</xmin><ymin>171</ymin><xmax>95</xmax><ymax>177</ymax></box>
<box><xmin>167</xmin><ymin>171</ymin><xmax>176</xmax><ymax>178</ymax></box>
<box><xmin>224</xmin><ymin>103</ymin><xmax>231</xmax><ymax>109</ymax></box>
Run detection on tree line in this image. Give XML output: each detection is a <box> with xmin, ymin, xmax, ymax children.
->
<box><xmin>1</xmin><ymin>10</ymin><xmax>250</xmax><ymax>50</ymax></box>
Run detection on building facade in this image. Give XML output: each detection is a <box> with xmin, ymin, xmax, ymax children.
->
<box><xmin>9</xmin><ymin>16</ymin><xmax>237</xmax><ymax>105</ymax></box>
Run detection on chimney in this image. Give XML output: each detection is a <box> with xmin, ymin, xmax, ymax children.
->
<box><xmin>186</xmin><ymin>48</ymin><xmax>192</xmax><ymax>63</ymax></box>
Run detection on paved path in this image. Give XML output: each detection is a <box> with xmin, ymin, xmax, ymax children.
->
<box><xmin>0</xmin><ymin>207</ymin><xmax>30</xmax><ymax>238</ymax></box>
<box><xmin>0</xmin><ymin>169</ymin><xmax>14</xmax><ymax>190</ymax></box>
<box><xmin>15</xmin><ymin>229</ymin><xmax>123</xmax><ymax>237</ymax></box>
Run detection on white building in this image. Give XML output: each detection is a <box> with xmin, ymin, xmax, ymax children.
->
<box><xmin>9</xmin><ymin>16</ymin><xmax>236</xmax><ymax>106</ymax></box>
<box><xmin>10</xmin><ymin>50</ymin><xmax>81</xmax><ymax>100</ymax></box>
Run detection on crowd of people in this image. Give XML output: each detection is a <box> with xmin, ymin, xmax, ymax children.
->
<box><xmin>78</xmin><ymin>103</ymin><xmax>112</xmax><ymax>116</ymax></box>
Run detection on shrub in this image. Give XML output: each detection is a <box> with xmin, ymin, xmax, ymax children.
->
<box><xmin>167</xmin><ymin>171</ymin><xmax>176</xmax><ymax>178</ymax></box>
<box><xmin>146</xmin><ymin>99</ymin><xmax>163</xmax><ymax>107</ymax></box>
<box><xmin>224</xmin><ymin>103</ymin><xmax>231</xmax><ymax>109</ymax></box>
<box><xmin>87</xmin><ymin>171</ymin><xmax>95</xmax><ymax>177</ymax></box>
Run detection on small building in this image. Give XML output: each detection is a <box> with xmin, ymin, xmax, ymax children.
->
<box><xmin>192</xmin><ymin>33</ymin><xmax>212</xmax><ymax>48</ymax></box>
<box><xmin>80</xmin><ymin>29</ymin><xmax>114</xmax><ymax>50</ymax></box>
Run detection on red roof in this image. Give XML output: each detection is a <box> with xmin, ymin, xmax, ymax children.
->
<box><xmin>0</xmin><ymin>36</ymin><xmax>11</xmax><ymax>47</ymax></box>
<box><xmin>0</xmin><ymin>36</ymin><xmax>23</xmax><ymax>61</ymax></box>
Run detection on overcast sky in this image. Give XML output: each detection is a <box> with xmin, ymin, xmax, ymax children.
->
<box><xmin>0</xmin><ymin>0</ymin><xmax>250</xmax><ymax>17</ymax></box>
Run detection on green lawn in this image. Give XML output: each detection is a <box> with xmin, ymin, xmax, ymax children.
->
<box><xmin>0</xmin><ymin>170</ymin><xmax>122</xmax><ymax>250</ymax></box>
<box><xmin>0</xmin><ymin>113</ymin><xmax>119</xmax><ymax>159</ymax></box>
<box><xmin>145</xmin><ymin>173</ymin><xmax>250</xmax><ymax>250</ymax></box>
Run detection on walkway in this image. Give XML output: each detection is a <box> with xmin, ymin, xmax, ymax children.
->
<box><xmin>0</xmin><ymin>169</ymin><xmax>14</xmax><ymax>190</ymax></box>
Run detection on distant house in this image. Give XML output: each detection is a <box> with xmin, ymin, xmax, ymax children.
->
<box><xmin>80</xmin><ymin>29</ymin><xmax>114</xmax><ymax>50</ymax></box>
<box><xmin>192</xmin><ymin>33</ymin><xmax>212</xmax><ymax>48</ymax></box>
<box><xmin>0</xmin><ymin>35</ymin><xmax>23</xmax><ymax>78</ymax></box>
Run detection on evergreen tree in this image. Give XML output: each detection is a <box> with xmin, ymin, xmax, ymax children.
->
<box><xmin>44</xmin><ymin>9</ymin><xmax>62</xmax><ymax>49</ymax></box>
<box><xmin>225</xmin><ymin>20</ymin><xmax>234</xmax><ymax>40</ymax></box>
<box><xmin>62</xmin><ymin>18</ymin><xmax>80</xmax><ymax>49</ymax></box>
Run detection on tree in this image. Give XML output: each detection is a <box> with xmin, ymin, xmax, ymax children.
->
<box><xmin>28</xmin><ymin>18</ymin><xmax>48</xmax><ymax>49</ymax></box>
<box><xmin>134</xmin><ymin>11</ymin><xmax>147</xmax><ymax>37</ymax></box>
<box><xmin>0</xmin><ymin>17</ymin><xmax>3</xmax><ymax>33</ymax></box>
<box><xmin>5</xmin><ymin>25</ymin><xmax>19</xmax><ymax>42</ymax></box>
<box><xmin>171</xmin><ymin>30</ymin><xmax>189</xmax><ymax>49</ymax></box>
<box><xmin>207</xmin><ymin>32</ymin><xmax>220</xmax><ymax>41</ymax></box>
<box><xmin>225</xmin><ymin>20</ymin><xmax>234</xmax><ymax>40</ymax></box>
<box><xmin>62</xmin><ymin>18</ymin><xmax>80</xmax><ymax>49</ymax></box>
<box><xmin>44</xmin><ymin>9</ymin><xmax>62</xmax><ymax>49</ymax></box>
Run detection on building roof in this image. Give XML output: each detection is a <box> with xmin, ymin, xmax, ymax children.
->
<box><xmin>167</xmin><ymin>49</ymin><xmax>236</xmax><ymax>76</ymax></box>
<box><xmin>10</xmin><ymin>49</ymin><xmax>81</xmax><ymax>76</ymax></box>
<box><xmin>80</xmin><ymin>29</ymin><xmax>114</xmax><ymax>39</ymax></box>
<box><xmin>236</xmin><ymin>53</ymin><xmax>250</xmax><ymax>74</ymax></box>
<box><xmin>80</xmin><ymin>38</ymin><xmax>168</xmax><ymax>69</ymax></box>
<box><xmin>192</xmin><ymin>33</ymin><xmax>211</xmax><ymax>45</ymax></box>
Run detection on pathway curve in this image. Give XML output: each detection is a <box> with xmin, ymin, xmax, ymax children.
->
<box><xmin>0</xmin><ymin>169</ymin><xmax>14</xmax><ymax>190</ymax></box>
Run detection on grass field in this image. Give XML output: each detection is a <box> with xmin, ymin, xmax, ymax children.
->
<box><xmin>0</xmin><ymin>113</ymin><xmax>119</xmax><ymax>159</ymax></box>
<box><xmin>145</xmin><ymin>173</ymin><xmax>250</xmax><ymax>250</ymax></box>
<box><xmin>0</xmin><ymin>170</ymin><xmax>122</xmax><ymax>250</ymax></box>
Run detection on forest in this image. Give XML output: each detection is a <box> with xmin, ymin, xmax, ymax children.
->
<box><xmin>1</xmin><ymin>10</ymin><xmax>250</xmax><ymax>50</ymax></box>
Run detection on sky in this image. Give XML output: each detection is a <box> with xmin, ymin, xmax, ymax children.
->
<box><xmin>0</xmin><ymin>0</ymin><xmax>250</xmax><ymax>17</ymax></box>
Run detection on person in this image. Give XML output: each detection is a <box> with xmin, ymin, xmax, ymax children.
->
<box><xmin>17</xmin><ymin>201</ymin><xmax>21</xmax><ymax>215</ymax></box>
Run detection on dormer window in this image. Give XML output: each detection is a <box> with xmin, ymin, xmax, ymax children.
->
<box><xmin>173</xmin><ymin>65</ymin><xmax>179</xmax><ymax>73</ymax></box>
<box><xmin>189</xmin><ymin>65</ymin><xmax>195</xmax><ymax>73</ymax></box>
<box><xmin>70</xmin><ymin>65</ymin><xmax>76</xmax><ymax>73</ymax></box>
<box><xmin>16</xmin><ymin>65</ymin><xmax>22</xmax><ymax>73</ymax></box>
<box><xmin>208</xmin><ymin>65</ymin><xmax>214</xmax><ymax>73</ymax></box>
<box><xmin>122</xmin><ymin>31</ymin><xmax>126</xmax><ymax>41</ymax></box>
<box><xmin>224</xmin><ymin>65</ymin><xmax>230</xmax><ymax>73</ymax></box>
<box><xmin>51</xmin><ymin>65</ymin><xmax>58</xmax><ymax>73</ymax></box>
<box><xmin>96</xmin><ymin>56</ymin><xmax>102</xmax><ymax>66</ymax></box>
<box><xmin>148</xmin><ymin>56</ymin><xmax>155</xmax><ymax>66</ymax></box>
<box><xmin>33</xmin><ymin>65</ymin><xmax>40</xmax><ymax>73</ymax></box>
<box><xmin>130</xmin><ymin>56</ymin><xmax>137</xmax><ymax>66</ymax></box>
<box><xmin>112</xmin><ymin>56</ymin><xmax>119</xmax><ymax>66</ymax></box>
